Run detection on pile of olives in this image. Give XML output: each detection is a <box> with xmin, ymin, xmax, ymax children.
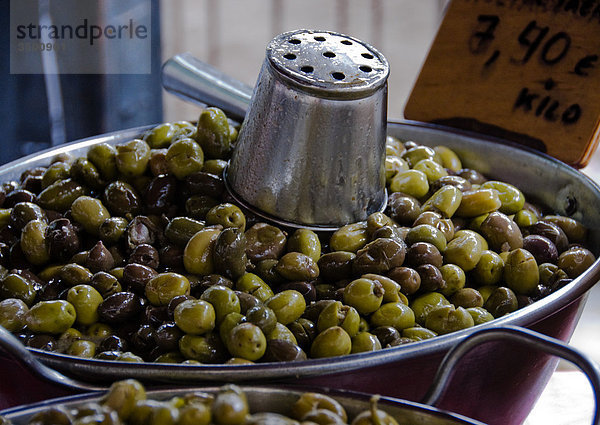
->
<box><xmin>0</xmin><ymin>379</ymin><xmax>398</xmax><ymax>424</ymax></box>
<box><xmin>0</xmin><ymin>106</ymin><xmax>595</xmax><ymax>364</ymax></box>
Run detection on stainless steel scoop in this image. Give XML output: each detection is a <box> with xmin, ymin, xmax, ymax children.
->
<box><xmin>163</xmin><ymin>29</ymin><xmax>390</xmax><ymax>229</ymax></box>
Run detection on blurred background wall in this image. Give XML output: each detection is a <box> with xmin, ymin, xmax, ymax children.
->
<box><xmin>1</xmin><ymin>0</ymin><xmax>447</xmax><ymax>165</ymax></box>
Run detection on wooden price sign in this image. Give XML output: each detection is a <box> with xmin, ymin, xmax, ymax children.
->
<box><xmin>404</xmin><ymin>0</ymin><xmax>600</xmax><ymax>168</ymax></box>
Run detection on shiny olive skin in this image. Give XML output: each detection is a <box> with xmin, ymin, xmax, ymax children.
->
<box><xmin>318</xmin><ymin>251</ymin><xmax>355</xmax><ymax>281</ymax></box>
<box><xmin>370</xmin><ymin>301</ymin><xmax>415</xmax><ymax>330</ymax></box>
<box><xmin>287</xmin><ymin>228</ymin><xmax>322</xmax><ymax>263</ymax></box>
<box><xmin>352</xmin><ymin>237</ymin><xmax>406</xmax><ymax>276</ymax></box>
<box><xmin>411</xmin><ymin>292</ymin><xmax>451</xmax><ymax>325</ymax></box>
<box><xmin>145</xmin><ymin>272</ymin><xmax>191</xmax><ymax>306</ymax></box>
<box><xmin>504</xmin><ymin>248</ymin><xmax>539</xmax><ymax>295</ymax></box>
<box><xmin>71</xmin><ymin>196</ymin><xmax>111</xmax><ymax>236</ymax></box>
<box><xmin>422</xmin><ymin>185</ymin><xmax>462</xmax><ymax>218</ymax></box>
<box><xmin>214</xmin><ymin>227</ymin><xmax>248</xmax><ymax>280</ymax></box>
<box><xmin>45</xmin><ymin>218</ymin><xmax>81</xmax><ymax>262</ymax></box>
<box><xmin>329</xmin><ymin>221</ymin><xmax>369</xmax><ymax>253</ymax></box>
<box><xmin>37</xmin><ymin>178</ymin><xmax>87</xmax><ymax>212</ymax></box>
<box><xmin>195</xmin><ymin>107</ymin><xmax>232</xmax><ymax>159</ymax></box>
<box><xmin>522</xmin><ymin>234</ymin><xmax>559</xmax><ymax>264</ymax></box>
<box><xmin>479</xmin><ymin>211</ymin><xmax>523</xmax><ymax>252</ymax></box>
<box><xmin>206</xmin><ymin>203</ymin><xmax>246</xmax><ymax>231</ymax></box>
<box><xmin>405</xmin><ymin>242</ymin><xmax>442</xmax><ymax>268</ymax></box>
<box><xmin>244</xmin><ymin>222</ymin><xmax>287</xmax><ymax>262</ymax></box>
<box><xmin>236</xmin><ymin>273</ymin><xmax>274</xmax><ymax>303</ymax></box>
<box><xmin>200</xmin><ymin>285</ymin><xmax>241</xmax><ymax>325</ymax></box>
<box><xmin>455</xmin><ymin>188</ymin><xmax>502</xmax><ymax>218</ymax></box>
<box><xmin>385</xmin><ymin>192</ymin><xmax>421</xmax><ymax>226</ymax></box>
<box><xmin>87</xmin><ymin>142</ymin><xmax>118</xmax><ymax>181</ymax></box>
<box><xmin>10</xmin><ymin>201</ymin><xmax>46</xmax><ymax>230</ymax></box>
<box><xmin>472</xmin><ymin>250</ymin><xmax>505</xmax><ymax>286</ymax></box>
<box><xmin>227</xmin><ymin>322</ymin><xmax>267</xmax><ymax>361</ymax></box>
<box><xmin>97</xmin><ymin>291</ymin><xmax>143</xmax><ymax>324</ymax></box>
<box><xmin>115</xmin><ymin>139</ymin><xmax>151</xmax><ymax>178</ymax></box>
<box><xmin>558</xmin><ymin>246</ymin><xmax>596</xmax><ymax>278</ymax></box>
<box><xmin>183</xmin><ymin>227</ymin><xmax>221</xmax><ymax>275</ymax></box>
<box><xmin>310</xmin><ymin>326</ymin><xmax>352</xmax><ymax>358</ymax></box>
<box><xmin>544</xmin><ymin>215</ymin><xmax>587</xmax><ymax>243</ymax></box>
<box><xmin>387</xmin><ymin>266</ymin><xmax>421</xmax><ymax>295</ymax></box>
<box><xmin>484</xmin><ymin>287</ymin><xmax>519</xmax><ymax>318</ymax></box>
<box><xmin>26</xmin><ymin>300</ymin><xmax>77</xmax><ymax>334</ymax></box>
<box><xmin>444</xmin><ymin>230</ymin><xmax>486</xmax><ymax>272</ymax></box>
<box><xmin>0</xmin><ymin>298</ymin><xmax>29</xmax><ymax>332</ymax></box>
<box><xmin>527</xmin><ymin>221</ymin><xmax>569</xmax><ymax>253</ymax></box>
<box><xmin>481</xmin><ymin>181</ymin><xmax>525</xmax><ymax>215</ymax></box>
<box><xmin>67</xmin><ymin>284</ymin><xmax>103</xmax><ymax>326</ymax></box>
<box><xmin>275</xmin><ymin>252</ymin><xmax>319</xmax><ymax>281</ymax></box>
<box><xmin>265</xmin><ymin>290</ymin><xmax>306</xmax><ymax>325</ymax></box>
<box><xmin>424</xmin><ymin>305</ymin><xmax>474</xmax><ymax>335</ymax></box>
<box><xmin>343</xmin><ymin>278</ymin><xmax>385</xmax><ymax>315</ymax></box>
<box><xmin>389</xmin><ymin>169</ymin><xmax>429</xmax><ymax>198</ymax></box>
<box><xmin>166</xmin><ymin>138</ymin><xmax>204</xmax><ymax>180</ymax></box>
<box><xmin>20</xmin><ymin>219</ymin><xmax>50</xmax><ymax>265</ymax></box>
<box><xmin>174</xmin><ymin>299</ymin><xmax>216</xmax><ymax>335</ymax></box>
<box><xmin>211</xmin><ymin>385</ymin><xmax>249</xmax><ymax>425</ymax></box>
<box><xmin>317</xmin><ymin>300</ymin><xmax>360</xmax><ymax>337</ymax></box>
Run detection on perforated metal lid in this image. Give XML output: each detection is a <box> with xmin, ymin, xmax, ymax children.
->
<box><xmin>267</xmin><ymin>29</ymin><xmax>389</xmax><ymax>98</ymax></box>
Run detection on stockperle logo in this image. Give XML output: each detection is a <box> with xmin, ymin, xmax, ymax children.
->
<box><xmin>10</xmin><ymin>0</ymin><xmax>152</xmax><ymax>74</ymax></box>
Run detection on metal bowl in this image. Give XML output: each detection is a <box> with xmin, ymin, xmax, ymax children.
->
<box><xmin>2</xmin><ymin>327</ymin><xmax>600</xmax><ymax>425</ymax></box>
<box><xmin>0</xmin><ymin>121</ymin><xmax>599</xmax><ymax>425</ymax></box>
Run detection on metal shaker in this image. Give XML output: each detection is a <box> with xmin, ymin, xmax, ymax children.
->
<box><xmin>226</xmin><ymin>29</ymin><xmax>390</xmax><ymax>229</ymax></box>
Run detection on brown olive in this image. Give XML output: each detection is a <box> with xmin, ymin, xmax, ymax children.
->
<box><xmin>387</xmin><ymin>266</ymin><xmax>421</xmax><ymax>295</ymax></box>
<box><xmin>97</xmin><ymin>292</ymin><xmax>143</xmax><ymax>324</ymax></box>
<box><xmin>479</xmin><ymin>212</ymin><xmax>523</xmax><ymax>252</ymax></box>
<box><xmin>245</xmin><ymin>223</ymin><xmax>287</xmax><ymax>262</ymax></box>
<box><xmin>385</xmin><ymin>192</ymin><xmax>421</xmax><ymax>226</ymax></box>
<box><xmin>144</xmin><ymin>174</ymin><xmax>177</xmax><ymax>215</ymax></box>
<box><xmin>45</xmin><ymin>218</ymin><xmax>81</xmax><ymax>262</ymax></box>
<box><xmin>415</xmin><ymin>264</ymin><xmax>445</xmax><ymax>292</ymax></box>
<box><xmin>522</xmin><ymin>234</ymin><xmax>559</xmax><ymax>264</ymax></box>
<box><xmin>128</xmin><ymin>244</ymin><xmax>160</xmax><ymax>269</ymax></box>
<box><xmin>405</xmin><ymin>242</ymin><xmax>442</xmax><ymax>268</ymax></box>
<box><xmin>352</xmin><ymin>238</ymin><xmax>406</xmax><ymax>276</ymax></box>
<box><xmin>85</xmin><ymin>241</ymin><xmax>115</xmax><ymax>273</ymax></box>
<box><xmin>528</xmin><ymin>220</ymin><xmax>569</xmax><ymax>253</ymax></box>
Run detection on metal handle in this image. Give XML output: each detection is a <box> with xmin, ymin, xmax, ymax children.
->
<box><xmin>161</xmin><ymin>52</ymin><xmax>253</xmax><ymax>121</ymax></box>
<box><xmin>0</xmin><ymin>326</ymin><xmax>106</xmax><ymax>392</ymax></box>
<box><xmin>422</xmin><ymin>325</ymin><xmax>600</xmax><ymax>425</ymax></box>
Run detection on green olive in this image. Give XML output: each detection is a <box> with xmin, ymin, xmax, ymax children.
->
<box><xmin>66</xmin><ymin>284</ymin><xmax>103</xmax><ymax>326</ymax></box>
<box><xmin>227</xmin><ymin>322</ymin><xmax>267</xmax><ymax>361</ymax></box>
<box><xmin>362</xmin><ymin>273</ymin><xmax>404</xmax><ymax>303</ymax></box>
<box><xmin>385</xmin><ymin>156</ymin><xmax>409</xmax><ymax>183</ymax></box>
<box><xmin>402</xmin><ymin>145</ymin><xmax>435</xmax><ymax>167</ymax></box>
<box><xmin>266</xmin><ymin>322</ymin><xmax>298</xmax><ymax>345</ymax></box>
<box><xmin>178</xmin><ymin>333</ymin><xmax>226</xmax><ymax>363</ymax></box>
<box><xmin>71</xmin><ymin>157</ymin><xmax>105</xmax><ymax>191</ymax></box>
<box><xmin>183</xmin><ymin>228</ymin><xmax>221</xmax><ymax>275</ymax></box>
<box><xmin>329</xmin><ymin>221</ymin><xmax>369</xmax><ymax>253</ymax></box>
<box><xmin>412</xmin><ymin>158</ymin><xmax>448</xmax><ymax>183</ymax></box>
<box><xmin>265</xmin><ymin>290</ymin><xmax>306</xmax><ymax>325</ymax></box>
<box><xmin>370</xmin><ymin>302</ymin><xmax>415</xmax><ymax>330</ymax></box>
<box><xmin>438</xmin><ymin>264</ymin><xmax>466</xmax><ymax>297</ymax></box>
<box><xmin>424</xmin><ymin>305</ymin><xmax>474</xmax><ymax>335</ymax></box>
<box><xmin>195</xmin><ymin>107</ymin><xmax>232</xmax><ymax>159</ymax></box>
<box><xmin>144</xmin><ymin>122</ymin><xmax>176</xmax><ymax>149</ymax></box>
<box><xmin>87</xmin><ymin>142</ymin><xmax>118</xmax><ymax>181</ymax></box>
<box><xmin>146</xmin><ymin>272</ymin><xmax>191</xmax><ymax>306</ymax></box>
<box><xmin>444</xmin><ymin>230</ymin><xmax>486</xmax><ymax>272</ymax></box>
<box><xmin>481</xmin><ymin>181</ymin><xmax>525</xmax><ymax>215</ymax></box>
<box><xmin>310</xmin><ymin>326</ymin><xmax>352</xmax><ymax>358</ymax></box>
<box><xmin>402</xmin><ymin>327</ymin><xmax>437</xmax><ymax>341</ymax></box>
<box><xmin>26</xmin><ymin>300</ymin><xmax>77</xmax><ymax>334</ymax></box>
<box><xmin>287</xmin><ymin>228</ymin><xmax>322</xmax><ymax>263</ymax></box>
<box><xmin>206</xmin><ymin>203</ymin><xmax>246</xmax><ymax>231</ymax></box>
<box><xmin>411</xmin><ymin>292</ymin><xmax>451</xmax><ymax>325</ymax></box>
<box><xmin>472</xmin><ymin>250</ymin><xmax>505</xmax><ymax>286</ymax></box>
<box><xmin>343</xmin><ymin>278</ymin><xmax>384</xmax><ymax>315</ymax></box>
<box><xmin>455</xmin><ymin>188</ymin><xmax>502</xmax><ymax>218</ymax></box>
<box><xmin>37</xmin><ymin>178</ymin><xmax>87</xmax><ymax>212</ymax></box>
<box><xmin>165</xmin><ymin>217</ymin><xmax>206</xmax><ymax>247</ymax></box>
<box><xmin>466</xmin><ymin>306</ymin><xmax>495</xmax><ymax>325</ymax></box>
<box><xmin>71</xmin><ymin>196</ymin><xmax>111</xmax><ymax>236</ymax></box>
<box><xmin>405</xmin><ymin>224</ymin><xmax>447</xmax><ymax>253</ymax></box>
<box><xmin>200</xmin><ymin>285</ymin><xmax>241</xmax><ymax>325</ymax></box>
<box><xmin>504</xmin><ymin>248</ymin><xmax>539</xmax><ymax>295</ymax></box>
<box><xmin>41</xmin><ymin>161</ymin><xmax>71</xmax><ymax>189</ymax></box>
<box><xmin>275</xmin><ymin>252</ymin><xmax>319</xmax><ymax>281</ymax></box>
<box><xmin>434</xmin><ymin>145</ymin><xmax>462</xmax><ymax>172</ymax></box>
<box><xmin>101</xmin><ymin>379</ymin><xmax>146</xmax><ymax>420</ymax></box>
<box><xmin>166</xmin><ymin>138</ymin><xmax>204</xmax><ymax>180</ymax></box>
<box><xmin>115</xmin><ymin>139</ymin><xmax>151</xmax><ymax>178</ymax></box>
<box><xmin>389</xmin><ymin>169</ymin><xmax>429</xmax><ymax>198</ymax></box>
<box><xmin>421</xmin><ymin>185</ymin><xmax>462</xmax><ymax>218</ymax></box>
<box><xmin>544</xmin><ymin>215</ymin><xmax>587</xmax><ymax>243</ymax></box>
<box><xmin>483</xmin><ymin>286</ymin><xmax>519</xmax><ymax>317</ymax></box>
<box><xmin>235</xmin><ymin>273</ymin><xmax>274</xmax><ymax>303</ymax></box>
<box><xmin>211</xmin><ymin>385</ymin><xmax>249</xmax><ymax>425</ymax></box>
<box><xmin>67</xmin><ymin>339</ymin><xmax>96</xmax><ymax>358</ymax></box>
<box><xmin>174</xmin><ymin>299</ymin><xmax>216</xmax><ymax>335</ymax></box>
<box><xmin>21</xmin><ymin>219</ymin><xmax>50</xmax><ymax>265</ymax></box>
<box><xmin>317</xmin><ymin>301</ymin><xmax>360</xmax><ymax>337</ymax></box>
<box><xmin>0</xmin><ymin>298</ymin><xmax>29</xmax><ymax>331</ymax></box>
